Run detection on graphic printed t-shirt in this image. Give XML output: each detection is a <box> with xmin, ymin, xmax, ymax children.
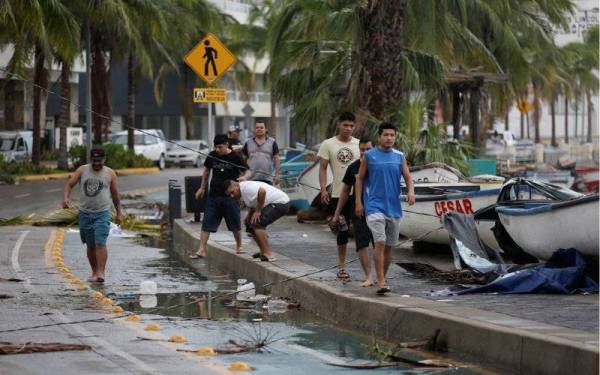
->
<box><xmin>363</xmin><ymin>147</ymin><xmax>405</xmax><ymax>218</ymax></box>
<box><xmin>204</xmin><ymin>151</ymin><xmax>247</xmax><ymax>196</ymax></box>
<box><xmin>317</xmin><ymin>136</ymin><xmax>360</xmax><ymax>198</ymax></box>
<box><xmin>239</xmin><ymin>181</ymin><xmax>290</xmax><ymax>208</ymax></box>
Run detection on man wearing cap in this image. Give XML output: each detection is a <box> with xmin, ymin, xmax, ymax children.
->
<box><xmin>227</xmin><ymin>125</ymin><xmax>242</xmax><ymax>151</ymax></box>
<box><xmin>225</xmin><ymin>180</ymin><xmax>290</xmax><ymax>261</ymax></box>
<box><xmin>62</xmin><ymin>148</ymin><xmax>123</xmax><ymax>283</ymax></box>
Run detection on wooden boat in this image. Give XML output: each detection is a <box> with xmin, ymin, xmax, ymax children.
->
<box><xmin>475</xmin><ymin>178</ymin><xmax>597</xmax><ymax>263</ymax></box>
<box><xmin>400</xmin><ymin>183</ymin><xmax>503</xmax><ymax>246</ymax></box>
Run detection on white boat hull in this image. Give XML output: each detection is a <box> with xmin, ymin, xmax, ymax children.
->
<box><xmin>298</xmin><ymin>160</ymin><xmax>332</xmax><ymax>206</ymax></box>
<box><xmin>400</xmin><ymin>189</ymin><xmax>501</xmax><ymax>247</ymax></box>
<box><xmin>497</xmin><ymin>197</ymin><xmax>599</xmax><ymax>260</ymax></box>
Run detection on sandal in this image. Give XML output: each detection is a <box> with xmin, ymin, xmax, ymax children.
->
<box><xmin>259</xmin><ymin>255</ymin><xmax>276</xmax><ymax>262</ymax></box>
<box><xmin>251</xmin><ymin>252</ymin><xmax>261</xmax><ymax>259</ymax></box>
<box><xmin>336</xmin><ymin>269</ymin><xmax>350</xmax><ymax>279</ymax></box>
<box><xmin>189</xmin><ymin>252</ymin><xmax>205</xmax><ymax>259</ymax></box>
<box><xmin>376</xmin><ymin>286</ymin><xmax>391</xmax><ymax>295</ymax></box>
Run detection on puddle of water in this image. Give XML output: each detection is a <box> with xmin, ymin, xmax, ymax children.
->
<box><xmin>111</xmin><ymin>240</ymin><xmax>496</xmax><ymax>375</ymax></box>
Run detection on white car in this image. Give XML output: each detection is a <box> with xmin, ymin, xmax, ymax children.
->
<box><xmin>0</xmin><ymin>131</ymin><xmax>33</xmax><ymax>163</ymax></box>
<box><xmin>111</xmin><ymin>129</ymin><xmax>167</xmax><ymax>169</ymax></box>
<box><xmin>166</xmin><ymin>140</ymin><xmax>209</xmax><ymax>168</ymax></box>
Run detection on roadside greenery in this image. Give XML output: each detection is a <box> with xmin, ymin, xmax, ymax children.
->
<box><xmin>0</xmin><ymin>153</ymin><xmax>59</xmax><ymax>184</ymax></box>
<box><xmin>69</xmin><ymin>145</ymin><xmax>154</xmax><ymax>170</ymax></box>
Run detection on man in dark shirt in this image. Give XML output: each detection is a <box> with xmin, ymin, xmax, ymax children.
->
<box><xmin>331</xmin><ymin>138</ymin><xmax>374</xmax><ymax>286</ymax></box>
<box><xmin>192</xmin><ymin>134</ymin><xmax>248</xmax><ymax>258</ymax></box>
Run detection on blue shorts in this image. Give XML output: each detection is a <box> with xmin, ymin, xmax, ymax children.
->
<box><xmin>78</xmin><ymin>210</ymin><xmax>111</xmax><ymax>248</ymax></box>
<box><xmin>201</xmin><ymin>195</ymin><xmax>241</xmax><ymax>233</ymax></box>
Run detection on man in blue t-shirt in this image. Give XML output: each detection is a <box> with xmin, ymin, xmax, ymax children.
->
<box><xmin>355</xmin><ymin>122</ymin><xmax>415</xmax><ymax>295</ymax></box>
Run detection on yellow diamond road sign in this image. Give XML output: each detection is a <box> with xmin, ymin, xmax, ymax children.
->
<box><xmin>193</xmin><ymin>88</ymin><xmax>227</xmax><ymax>103</ymax></box>
<box><xmin>184</xmin><ymin>33</ymin><xmax>236</xmax><ymax>85</ymax></box>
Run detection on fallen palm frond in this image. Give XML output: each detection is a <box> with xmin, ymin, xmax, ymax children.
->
<box><xmin>0</xmin><ymin>216</ymin><xmax>28</xmax><ymax>226</ymax></box>
<box><xmin>31</xmin><ymin>208</ymin><xmax>78</xmax><ymax>227</ymax></box>
<box><xmin>0</xmin><ymin>342</ymin><xmax>91</xmax><ymax>355</ymax></box>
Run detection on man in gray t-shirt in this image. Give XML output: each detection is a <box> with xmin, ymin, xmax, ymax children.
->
<box><xmin>242</xmin><ymin>122</ymin><xmax>280</xmax><ymax>185</ymax></box>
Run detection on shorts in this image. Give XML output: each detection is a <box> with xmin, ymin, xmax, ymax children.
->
<box><xmin>366</xmin><ymin>213</ymin><xmax>401</xmax><ymax>247</ymax></box>
<box><xmin>328</xmin><ymin>197</ymin><xmax>352</xmax><ymax>246</ymax></box>
<box><xmin>353</xmin><ymin>214</ymin><xmax>374</xmax><ymax>250</ymax></box>
<box><xmin>202</xmin><ymin>195</ymin><xmax>241</xmax><ymax>233</ymax></box>
<box><xmin>246</xmin><ymin>202</ymin><xmax>290</xmax><ymax>230</ymax></box>
<box><xmin>78</xmin><ymin>210</ymin><xmax>111</xmax><ymax>248</ymax></box>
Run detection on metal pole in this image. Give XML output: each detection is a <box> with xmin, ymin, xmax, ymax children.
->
<box><xmin>208</xmin><ymin>103</ymin><xmax>213</xmax><ymax>145</ymax></box>
<box><xmin>85</xmin><ymin>23</ymin><xmax>92</xmax><ymax>162</ymax></box>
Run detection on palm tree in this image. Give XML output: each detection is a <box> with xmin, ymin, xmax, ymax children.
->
<box><xmin>1</xmin><ymin>0</ymin><xmax>78</xmax><ymax>165</ymax></box>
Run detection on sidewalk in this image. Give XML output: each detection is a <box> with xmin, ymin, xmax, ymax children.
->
<box><xmin>173</xmin><ymin>216</ymin><xmax>599</xmax><ymax>375</ymax></box>
<box><xmin>0</xmin><ymin>226</ymin><xmax>226</xmax><ymax>374</ymax></box>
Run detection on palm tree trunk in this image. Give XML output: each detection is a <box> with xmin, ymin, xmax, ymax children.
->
<box><xmin>564</xmin><ymin>95</ymin><xmax>569</xmax><ymax>144</ymax></box>
<box><xmin>532</xmin><ymin>87</ymin><xmax>541</xmax><ymax>143</ymax></box>
<box><xmin>574</xmin><ymin>97</ymin><xmax>578</xmax><ymax>140</ymax></box>
<box><xmin>586</xmin><ymin>90</ymin><xmax>593</xmax><ymax>143</ymax></box>
<box><xmin>32</xmin><ymin>42</ymin><xmax>48</xmax><ymax>166</ymax></box>
<box><xmin>91</xmin><ymin>32</ymin><xmax>111</xmax><ymax>144</ymax></box>
<box><xmin>550</xmin><ymin>93</ymin><xmax>557</xmax><ymax>147</ymax></box>
<box><xmin>360</xmin><ymin>0</ymin><xmax>408</xmax><ymax>120</ymax></box>
<box><xmin>269</xmin><ymin>87</ymin><xmax>277</xmax><ymax>139</ymax></box>
<box><xmin>504</xmin><ymin>109</ymin><xmax>509</xmax><ymax>131</ymax></box>
<box><xmin>127</xmin><ymin>53</ymin><xmax>135</xmax><ymax>150</ymax></box>
<box><xmin>58</xmin><ymin>61</ymin><xmax>71</xmax><ymax>170</ymax></box>
<box><xmin>452</xmin><ymin>87</ymin><xmax>460</xmax><ymax>139</ymax></box>
<box><xmin>469</xmin><ymin>88</ymin><xmax>480</xmax><ymax>146</ymax></box>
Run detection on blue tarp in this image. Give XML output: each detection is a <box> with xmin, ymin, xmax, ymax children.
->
<box><xmin>433</xmin><ymin>249</ymin><xmax>598</xmax><ymax>295</ymax></box>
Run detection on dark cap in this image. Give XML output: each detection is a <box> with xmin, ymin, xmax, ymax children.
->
<box><xmin>90</xmin><ymin>148</ymin><xmax>105</xmax><ymax>161</ymax></box>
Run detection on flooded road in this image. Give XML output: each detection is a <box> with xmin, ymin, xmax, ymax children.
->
<box><xmin>106</xmin><ymin>236</ymin><xmax>498</xmax><ymax>375</ymax></box>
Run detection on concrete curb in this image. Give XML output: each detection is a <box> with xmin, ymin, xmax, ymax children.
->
<box><xmin>15</xmin><ymin>167</ymin><xmax>160</xmax><ymax>182</ymax></box>
<box><xmin>173</xmin><ymin>219</ymin><xmax>599</xmax><ymax>375</ymax></box>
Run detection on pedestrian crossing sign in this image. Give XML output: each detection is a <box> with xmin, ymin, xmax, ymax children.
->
<box><xmin>184</xmin><ymin>33</ymin><xmax>236</xmax><ymax>85</ymax></box>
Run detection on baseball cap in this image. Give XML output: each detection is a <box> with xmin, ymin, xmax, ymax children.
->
<box><xmin>228</xmin><ymin>125</ymin><xmax>240</xmax><ymax>133</ymax></box>
<box><xmin>90</xmin><ymin>148</ymin><xmax>105</xmax><ymax>161</ymax></box>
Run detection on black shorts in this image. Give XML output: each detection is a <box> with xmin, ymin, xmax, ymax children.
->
<box><xmin>328</xmin><ymin>198</ymin><xmax>352</xmax><ymax>246</ymax></box>
<box><xmin>202</xmin><ymin>195</ymin><xmax>241</xmax><ymax>233</ymax></box>
<box><xmin>247</xmin><ymin>202</ymin><xmax>290</xmax><ymax>230</ymax></box>
<box><xmin>353</xmin><ymin>214</ymin><xmax>374</xmax><ymax>250</ymax></box>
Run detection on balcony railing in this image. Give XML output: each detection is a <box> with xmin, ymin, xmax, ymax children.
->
<box><xmin>227</xmin><ymin>90</ymin><xmax>271</xmax><ymax>103</ymax></box>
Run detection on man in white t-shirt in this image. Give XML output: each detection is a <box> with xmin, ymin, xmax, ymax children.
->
<box><xmin>225</xmin><ymin>180</ymin><xmax>290</xmax><ymax>262</ymax></box>
<box><xmin>317</xmin><ymin>111</ymin><xmax>360</xmax><ymax>279</ymax></box>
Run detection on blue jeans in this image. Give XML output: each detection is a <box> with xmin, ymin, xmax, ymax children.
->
<box><xmin>201</xmin><ymin>195</ymin><xmax>241</xmax><ymax>233</ymax></box>
<box><xmin>78</xmin><ymin>210</ymin><xmax>111</xmax><ymax>248</ymax></box>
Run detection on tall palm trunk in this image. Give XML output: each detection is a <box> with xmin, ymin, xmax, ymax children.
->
<box><xmin>269</xmin><ymin>87</ymin><xmax>277</xmax><ymax>139</ymax></box>
<box><xmin>360</xmin><ymin>0</ymin><xmax>407</xmax><ymax>120</ymax></box>
<box><xmin>550</xmin><ymin>93</ymin><xmax>557</xmax><ymax>147</ymax></box>
<box><xmin>91</xmin><ymin>32</ymin><xmax>112</xmax><ymax>144</ymax></box>
<box><xmin>564</xmin><ymin>95</ymin><xmax>569</xmax><ymax>143</ymax></box>
<box><xmin>58</xmin><ymin>61</ymin><xmax>71</xmax><ymax>170</ymax></box>
<box><xmin>32</xmin><ymin>42</ymin><xmax>48</xmax><ymax>166</ymax></box>
<box><xmin>127</xmin><ymin>53</ymin><xmax>135</xmax><ymax>150</ymax></box>
<box><xmin>504</xmin><ymin>110</ymin><xmax>509</xmax><ymax>131</ymax></box>
<box><xmin>532</xmin><ymin>87</ymin><xmax>541</xmax><ymax>143</ymax></box>
<box><xmin>452</xmin><ymin>88</ymin><xmax>461</xmax><ymax>139</ymax></box>
<box><xmin>574</xmin><ymin>97</ymin><xmax>578</xmax><ymax>140</ymax></box>
<box><xmin>586</xmin><ymin>90</ymin><xmax>593</xmax><ymax>143</ymax></box>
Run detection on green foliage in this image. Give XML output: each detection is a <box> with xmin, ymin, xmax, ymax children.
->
<box><xmin>394</xmin><ymin>98</ymin><xmax>473</xmax><ymax>174</ymax></box>
<box><xmin>69</xmin><ymin>144</ymin><xmax>154</xmax><ymax>169</ymax></box>
<box><xmin>0</xmin><ymin>158</ymin><xmax>58</xmax><ymax>176</ymax></box>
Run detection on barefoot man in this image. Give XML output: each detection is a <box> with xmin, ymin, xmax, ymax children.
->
<box><xmin>225</xmin><ymin>180</ymin><xmax>290</xmax><ymax>262</ymax></box>
<box><xmin>355</xmin><ymin>123</ymin><xmax>415</xmax><ymax>295</ymax></box>
<box><xmin>62</xmin><ymin>148</ymin><xmax>123</xmax><ymax>283</ymax></box>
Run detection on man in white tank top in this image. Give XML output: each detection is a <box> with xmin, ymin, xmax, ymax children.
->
<box><xmin>62</xmin><ymin>148</ymin><xmax>123</xmax><ymax>283</ymax></box>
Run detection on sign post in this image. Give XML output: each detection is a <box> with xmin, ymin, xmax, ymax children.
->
<box><xmin>184</xmin><ymin>33</ymin><xmax>236</xmax><ymax>145</ymax></box>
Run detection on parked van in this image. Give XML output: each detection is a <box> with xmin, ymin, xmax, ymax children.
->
<box><xmin>0</xmin><ymin>131</ymin><xmax>33</xmax><ymax>163</ymax></box>
<box><xmin>111</xmin><ymin>129</ymin><xmax>167</xmax><ymax>169</ymax></box>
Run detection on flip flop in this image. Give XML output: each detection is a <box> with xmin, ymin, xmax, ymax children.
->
<box><xmin>376</xmin><ymin>286</ymin><xmax>391</xmax><ymax>295</ymax></box>
<box><xmin>259</xmin><ymin>255</ymin><xmax>276</xmax><ymax>262</ymax></box>
<box><xmin>96</xmin><ymin>277</ymin><xmax>105</xmax><ymax>284</ymax></box>
<box><xmin>189</xmin><ymin>253</ymin><xmax>205</xmax><ymax>259</ymax></box>
<box><xmin>251</xmin><ymin>252</ymin><xmax>261</xmax><ymax>259</ymax></box>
